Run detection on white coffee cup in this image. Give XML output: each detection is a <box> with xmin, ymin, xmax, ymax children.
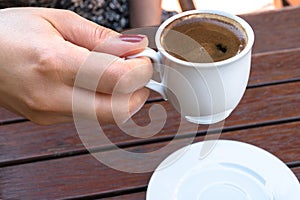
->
<box><xmin>129</xmin><ymin>10</ymin><xmax>254</xmax><ymax>124</ymax></box>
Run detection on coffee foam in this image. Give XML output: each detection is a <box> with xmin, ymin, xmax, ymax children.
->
<box><xmin>161</xmin><ymin>13</ymin><xmax>248</xmax><ymax>63</ymax></box>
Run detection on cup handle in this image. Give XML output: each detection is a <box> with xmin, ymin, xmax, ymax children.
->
<box><xmin>127</xmin><ymin>48</ymin><xmax>167</xmax><ymax>100</ymax></box>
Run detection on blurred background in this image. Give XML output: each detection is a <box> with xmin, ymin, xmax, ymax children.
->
<box><xmin>162</xmin><ymin>0</ymin><xmax>276</xmax><ymax>14</ymax></box>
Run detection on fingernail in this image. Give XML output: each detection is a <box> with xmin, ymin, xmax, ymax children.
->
<box><xmin>119</xmin><ymin>34</ymin><xmax>146</xmax><ymax>43</ymax></box>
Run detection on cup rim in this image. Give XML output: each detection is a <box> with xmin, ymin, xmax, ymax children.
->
<box><xmin>155</xmin><ymin>10</ymin><xmax>255</xmax><ymax>67</ymax></box>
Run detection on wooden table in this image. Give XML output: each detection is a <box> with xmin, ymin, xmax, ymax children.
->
<box><xmin>1</xmin><ymin>6</ymin><xmax>300</xmax><ymax>199</ymax></box>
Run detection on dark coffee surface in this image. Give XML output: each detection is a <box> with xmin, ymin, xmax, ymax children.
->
<box><xmin>162</xmin><ymin>16</ymin><xmax>247</xmax><ymax>63</ymax></box>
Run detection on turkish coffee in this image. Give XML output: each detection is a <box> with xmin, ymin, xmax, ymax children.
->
<box><xmin>161</xmin><ymin>14</ymin><xmax>247</xmax><ymax>63</ymax></box>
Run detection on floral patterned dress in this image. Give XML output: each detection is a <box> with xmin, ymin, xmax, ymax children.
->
<box><xmin>1</xmin><ymin>0</ymin><xmax>130</xmax><ymax>31</ymax></box>
<box><xmin>0</xmin><ymin>0</ymin><xmax>177</xmax><ymax>32</ymax></box>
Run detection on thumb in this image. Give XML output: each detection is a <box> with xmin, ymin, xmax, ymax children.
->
<box><xmin>42</xmin><ymin>8</ymin><xmax>148</xmax><ymax>56</ymax></box>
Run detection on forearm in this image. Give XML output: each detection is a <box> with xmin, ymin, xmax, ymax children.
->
<box><xmin>129</xmin><ymin>0</ymin><xmax>162</xmax><ymax>28</ymax></box>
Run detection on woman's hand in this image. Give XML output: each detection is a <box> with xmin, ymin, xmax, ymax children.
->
<box><xmin>0</xmin><ymin>7</ymin><xmax>152</xmax><ymax>125</ymax></box>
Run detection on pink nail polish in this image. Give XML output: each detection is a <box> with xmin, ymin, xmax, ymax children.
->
<box><xmin>119</xmin><ymin>34</ymin><xmax>146</xmax><ymax>43</ymax></box>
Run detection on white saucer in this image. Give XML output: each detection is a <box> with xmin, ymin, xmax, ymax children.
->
<box><xmin>147</xmin><ymin>140</ymin><xmax>300</xmax><ymax>200</ymax></box>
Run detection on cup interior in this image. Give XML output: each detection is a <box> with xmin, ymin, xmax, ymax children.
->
<box><xmin>156</xmin><ymin>10</ymin><xmax>254</xmax><ymax>66</ymax></box>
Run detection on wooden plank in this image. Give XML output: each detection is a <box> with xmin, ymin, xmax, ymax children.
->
<box><xmin>0</xmin><ymin>81</ymin><xmax>299</xmax><ymax>165</ymax></box>
<box><xmin>0</xmin><ymin>122</ymin><xmax>83</xmax><ymax>164</ymax></box>
<box><xmin>219</xmin><ymin>122</ymin><xmax>300</xmax><ymax>163</ymax></box>
<box><xmin>249</xmin><ymin>48</ymin><xmax>300</xmax><ymax>86</ymax></box>
<box><xmin>106</xmin><ymin>167</ymin><xmax>300</xmax><ymax>200</ymax></box>
<box><xmin>0</xmin><ymin>107</ymin><xmax>24</xmax><ymax>124</ymax></box>
<box><xmin>98</xmin><ymin>167</ymin><xmax>300</xmax><ymax>199</ymax></box>
<box><xmin>0</xmin><ymin>154</ymin><xmax>152</xmax><ymax>199</ymax></box>
<box><xmin>224</xmin><ymin>82</ymin><xmax>300</xmax><ymax>126</ymax></box>
<box><xmin>292</xmin><ymin>166</ymin><xmax>300</xmax><ymax>181</ymax></box>
<box><xmin>104</xmin><ymin>192</ymin><xmax>146</xmax><ymax>200</ymax></box>
<box><xmin>0</xmin><ymin>121</ymin><xmax>299</xmax><ymax>199</ymax></box>
<box><xmin>243</xmin><ymin>6</ymin><xmax>300</xmax><ymax>53</ymax></box>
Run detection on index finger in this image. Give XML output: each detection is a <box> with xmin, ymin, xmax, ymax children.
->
<box><xmin>73</xmin><ymin>50</ymin><xmax>153</xmax><ymax>95</ymax></box>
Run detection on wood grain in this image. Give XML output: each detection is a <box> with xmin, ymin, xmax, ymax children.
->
<box><xmin>249</xmin><ymin>48</ymin><xmax>300</xmax><ymax>86</ymax></box>
<box><xmin>105</xmin><ymin>166</ymin><xmax>300</xmax><ymax>200</ymax></box>
<box><xmin>292</xmin><ymin>166</ymin><xmax>300</xmax><ymax>181</ymax></box>
<box><xmin>0</xmin><ymin>107</ymin><xmax>24</xmax><ymax>124</ymax></box>
<box><xmin>0</xmin><ymin>122</ymin><xmax>299</xmax><ymax>199</ymax></box>
<box><xmin>0</xmin><ymin>81</ymin><xmax>299</xmax><ymax>165</ymax></box>
<box><xmin>243</xmin><ymin>6</ymin><xmax>300</xmax><ymax>54</ymax></box>
<box><xmin>105</xmin><ymin>192</ymin><xmax>146</xmax><ymax>200</ymax></box>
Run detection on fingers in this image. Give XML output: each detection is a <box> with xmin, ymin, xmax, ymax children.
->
<box><xmin>67</xmin><ymin>50</ymin><xmax>153</xmax><ymax>95</ymax></box>
<box><xmin>97</xmin><ymin>88</ymin><xmax>150</xmax><ymax>124</ymax></box>
<box><xmin>31</xmin><ymin>8</ymin><xmax>152</xmax><ymax>125</ymax></box>
<box><xmin>3</xmin><ymin>7</ymin><xmax>153</xmax><ymax>125</ymax></box>
<box><xmin>96</xmin><ymin>56</ymin><xmax>152</xmax><ymax>94</ymax></box>
<box><xmin>73</xmin><ymin>87</ymin><xmax>150</xmax><ymax>124</ymax></box>
<box><xmin>20</xmin><ymin>83</ymin><xmax>149</xmax><ymax>125</ymax></box>
<box><xmin>33</xmin><ymin>26</ymin><xmax>152</xmax><ymax>95</ymax></box>
<box><xmin>41</xmin><ymin>8</ymin><xmax>149</xmax><ymax>57</ymax></box>
<box><xmin>38</xmin><ymin>8</ymin><xmax>153</xmax><ymax>94</ymax></box>
<box><xmin>93</xmin><ymin>34</ymin><xmax>149</xmax><ymax>57</ymax></box>
<box><xmin>39</xmin><ymin>8</ymin><xmax>116</xmax><ymax>51</ymax></box>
